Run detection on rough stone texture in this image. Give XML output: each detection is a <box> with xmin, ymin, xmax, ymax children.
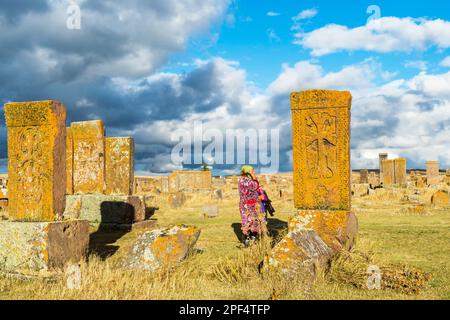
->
<box><xmin>71</xmin><ymin>120</ymin><xmax>106</xmax><ymax>194</ymax></box>
<box><xmin>168</xmin><ymin>171</ymin><xmax>212</xmax><ymax>192</ymax></box>
<box><xmin>394</xmin><ymin>158</ymin><xmax>407</xmax><ymax>185</ymax></box>
<box><xmin>290</xmin><ymin>90</ymin><xmax>351</xmax><ymax>210</ymax></box>
<box><xmin>64</xmin><ymin>194</ymin><xmax>145</xmax><ymax>224</ymax></box>
<box><xmin>416</xmin><ymin>176</ymin><xmax>426</xmax><ymax>188</ymax></box>
<box><xmin>264</xmin><ymin>229</ymin><xmax>332</xmax><ymax>275</ymax></box>
<box><xmin>359</xmin><ymin>169</ymin><xmax>369</xmax><ymax>184</ymax></box>
<box><xmin>4</xmin><ymin>100</ymin><xmax>66</xmax><ymax>221</ymax></box>
<box><xmin>134</xmin><ymin>176</ymin><xmax>162</xmax><ymax>194</ymax></box>
<box><xmin>379</xmin><ymin>153</ymin><xmax>388</xmax><ymax>183</ymax></box>
<box><xmin>368</xmin><ymin>171</ymin><xmax>379</xmax><ymax>186</ymax></box>
<box><xmin>382</xmin><ymin>158</ymin><xmax>406</xmax><ymax>185</ymax></box>
<box><xmin>431</xmin><ymin>190</ymin><xmax>449</xmax><ymax>207</ymax></box>
<box><xmin>123</xmin><ymin>225</ymin><xmax>200</xmax><ymax>271</ymax></box>
<box><xmin>202</xmin><ymin>204</ymin><xmax>219</xmax><ymax>218</ymax></box>
<box><xmin>426</xmin><ymin>161</ymin><xmax>440</xmax><ymax>186</ymax></box>
<box><xmin>66</xmin><ymin>127</ymin><xmax>74</xmax><ymax>195</ymax></box>
<box><xmin>288</xmin><ymin>210</ymin><xmax>358</xmax><ymax>252</ymax></box>
<box><xmin>167</xmin><ymin>192</ymin><xmax>186</xmax><ymax>209</ymax></box>
<box><xmin>105</xmin><ymin>137</ymin><xmax>134</xmax><ymax>195</ymax></box>
<box><xmin>0</xmin><ymin>220</ymin><xmax>89</xmax><ymax>272</ymax></box>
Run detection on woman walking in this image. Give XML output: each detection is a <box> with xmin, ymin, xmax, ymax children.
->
<box><xmin>238</xmin><ymin>165</ymin><xmax>267</xmax><ymax>247</ymax></box>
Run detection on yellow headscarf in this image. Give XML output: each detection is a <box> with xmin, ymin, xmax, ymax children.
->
<box><xmin>240</xmin><ymin>165</ymin><xmax>254</xmax><ymax>175</ymax></box>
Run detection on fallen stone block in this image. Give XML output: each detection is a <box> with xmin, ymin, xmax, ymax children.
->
<box><xmin>64</xmin><ymin>194</ymin><xmax>145</xmax><ymax>224</ymax></box>
<box><xmin>123</xmin><ymin>225</ymin><xmax>200</xmax><ymax>271</ymax></box>
<box><xmin>263</xmin><ymin>229</ymin><xmax>333</xmax><ymax>277</ymax></box>
<box><xmin>0</xmin><ymin>220</ymin><xmax>89</xmax><ymax>272</ymax></box>
<box><xmin>431</xmin><ymin>190</ymin><xmax>449</xmax><ymax>207</ymax></box>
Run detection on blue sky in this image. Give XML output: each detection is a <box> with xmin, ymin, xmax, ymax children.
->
<box><xmin>1</xmin><ymin>0</ymin><xmax>450</xmax><ymax>175</ymax></box>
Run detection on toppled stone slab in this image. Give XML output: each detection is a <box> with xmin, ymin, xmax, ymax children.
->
<box><xmin>263</xmin><ymin>229</ymin><xmax>333</xmax><ymax>276</ymax></box>
<box><xmin>288</xmin><ymin>210</ymin><xmax>358</xmax><ymax>252</ymax></box>
<box><xmin>64</xmin><ymin>194</ymin><xmax>145</xmax><ymax>224</ymax></box>
<box><xmin>123</xmin><ymin>225</ymin><xmax>200</xmax><ymax>271</ymax></box>
<box><xmin>431</xmin><ymin>190</ymin><xmax>449</xmax><ymax>207</ymax></box>
<box><xmin>0</xmin><ymin>220</ymin><xmax>89</xmax><ymax>272</ymax></box>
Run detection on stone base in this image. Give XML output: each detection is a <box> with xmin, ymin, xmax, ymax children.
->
<box><xmin>288</xmin><ymin>210</ymin><xmax>358</xmax><ymax>252</ymax></box>
<box><xmin>0</xmin><ymin>220</ymin><xmax>89</xmax><ymax>272</ymax></box>
<box><xmin>65</xmin><ymin>194</ymin><xmax>146</xmax><ymax>224</ymax></box>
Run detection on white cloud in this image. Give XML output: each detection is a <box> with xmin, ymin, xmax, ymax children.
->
<box><xmin>295</xmin><ymin>17</ymin><xmax>450</xmax><ymax>56</ymax></box>
<box><xmin>292</xmin><ymin>8</ymin><xmax>318</xmax><ymax>21</ymax></box>
<box><xmin>267</xmin><ymin>11</ymin><xmax>280</xmax><ymax>17</ymax></box>
<box><xmin>267</xmin><ymin>28</ymin><xmax>281</xmax><ymax>42</ymax></box>
<box><xmin>440</xmin><ymin>56</ymin><xmax>450</xmax><ymax>67</ymax></box>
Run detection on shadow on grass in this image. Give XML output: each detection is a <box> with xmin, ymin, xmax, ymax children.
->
<box><xmin>231</xmin><ymin>218</ymin><xmax>288</xmax><ymax>244</ymax></box>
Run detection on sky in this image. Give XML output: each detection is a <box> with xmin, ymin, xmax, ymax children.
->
<box><xmin>1</xmin><ymin>0</ymin><xmax>450</xmax><ymax>175</ymax></box>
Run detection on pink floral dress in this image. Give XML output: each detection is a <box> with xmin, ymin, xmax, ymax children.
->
<box><xmin>238</xmin><ymin>176</ymin><xmax>265</xmax><ymax>236</ymax></box>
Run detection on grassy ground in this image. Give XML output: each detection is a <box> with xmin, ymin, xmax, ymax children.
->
<box><xmin>0</xmin><ymin>185</ymin><xmax>449</xmax><ymax>300</ymax></box>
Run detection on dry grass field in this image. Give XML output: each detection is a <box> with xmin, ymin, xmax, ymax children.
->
<box><xmin>0</xmin><ymin>183</ymin><xmax>449</xmax><ymax>300</ymax></box>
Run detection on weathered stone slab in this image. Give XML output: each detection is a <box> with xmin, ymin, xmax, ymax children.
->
<box><xmin>263</xmin><ymin>229</ymin><xmax>332</xmax><ymax>275</ymax></box>
<box><xmin>64</xmin><ymin>194</ymin><xmax>145</xmax><ymax>224</ymax></box>
<box><xmin>202</xmin><ymin>204</ymin><xmax>219</xmax><ymax>218</ymax></box>
<box><xmin>105</xmin><ymin>137</ymin><xmax>134</xmax><ymax>195</ymax></box>
<box><xmin>379</xmin><ymin>153</ymin><xmax>388</xmax><ymax>182</ymax></box>
<box><xmin>168</xmin><ymin>171</ymin><xmax>212</xmax><ymax>192</ymax></box>
<box><xmin>290</xmin><ymin>90</ymin><xmax>351</xmax><ymax>210</ymax></box>
<box><xmin>394</xmin><ymin>158</ymin><xmax>407</xmax><ymax>185</ymax></box>
<box><xmin>123</xmin><ymin>225</ymin><xmax>200</xmax><ymax>271</ymax></box>
<box><xmin>288</xmin><ymin>210</ymin><xmax>358</xmax><ymax>252</ymax></box>
<box><xmin>4</xmin><ymin>100</ymin><xmax>66</xmax><ymax>221</ymax></box>
<box><xmin>71</xmin><ymin>120</ymin><xmax>105</xmax><ymax>194</ymax></box>
<box><xmin>359</xmin><ymin>169</ymin><xmax>368</xmax><ymax>184</ymax></box>
<box><xmin>381</xmin><ymin>159</ymin><xmax>395</xmax><ymax>185</ymax></box>
<box><xmin>426</xmin><ymin>161</ymin><xmax>440</xmax><ymax>186</ymax></box>
<box><xmin>66</xmin><ymin>127</ymin><xmax>74</xmax><ymax>195</ymax></box>
<box><xmin>167</xmin><ymin>192</ymin><xmax>187</xmax><ymax>209</ymax></box>
<box><xmin>0</xmin><ymin>220</ymin><xmax>89</xmax><ymax>272</ymax></box>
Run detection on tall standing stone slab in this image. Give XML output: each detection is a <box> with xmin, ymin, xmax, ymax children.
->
<box><xmin>290</xmin><ymin>90</ymin><xmax>351</xmax><ymax>210</ymax></box>
<box><xmin>71</xmin><ymin>120</ymin><xmax>106</xmax><ymax>194</ymax></box>
<box><xmin>379</xmin><ymin>153</ymin><xmax>388</xmax><ymax>183</ymax></box>
<box><xmin>105</xmin><ymin>137</ymin><xmax>134</xmax><ymax>195</ymax></box>
<box><xmin>290</xmin><ymin>90</ymin><xmax>356</xmax><ymax>252</ymax></box>
<box><xmin>66</xmin><ymin>126</ymin><xmax>74</xmax><ymax>195</ymax></box>
<box><xmin>394</xmin><ymin>158</ymin><xmax>407</xmax><ymax>185</ymax></box>
<box><xmin>381</xmin><ymin>159</ymin><xmax>395</xmax><ymax>185</ymax></box>
<box><xmin>4</xmin><ymin>101</ymin><xmax>66</xmax><ymax>221</ymax></box>
<box><xmin>426</xmin><ymin>160</ymin><xmax>440</xmax><ymax>186</ymax></box>
<box><xmin>359</xmin><ymin>169</ymin><xmax>369</xmax><ymax>184</ymax></box>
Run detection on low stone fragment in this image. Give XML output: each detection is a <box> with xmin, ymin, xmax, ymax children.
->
<box><xmin>123</xmin><ymin>225</ymin><xmax>200</xmax><ymax>271</ymax></box>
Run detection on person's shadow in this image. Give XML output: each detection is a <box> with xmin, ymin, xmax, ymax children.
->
<box><xmin>231</xmin><ymin>218</ymin><xmax>288</xmax><ymax>244</ymax></box>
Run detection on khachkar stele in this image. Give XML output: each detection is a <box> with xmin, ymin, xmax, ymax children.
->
<box><xmin>0</xmin><ymin>100</ymin><xmax>89</xmax><ymax>272</ymax></box>
<box><xmin>289</xmin><ymin>90</ymin><xmax>358</xmax><ymax>252</ymax></box>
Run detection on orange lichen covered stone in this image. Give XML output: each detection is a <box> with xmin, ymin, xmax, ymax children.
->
<box><xmin>123</xmin><ymin>225</ymin><xmax>200</xmax><ymax>271</ymax></box>
<box><xmin>71</xmin><ymin>120</ymin><xmax>105</xmax><ymax>194</ymax></box>
<box><xmin>66</xmin><ymin>127</ymin><xmax>74</xmax><ymax>195</ymax></box>
<box><xmin>394</xmin><ymin>158</ymin><xmax>407</xmax><ymax>184</ymax></box>
<box><xmin>290</xmin><ymin>90</ymin><xmax>352</xmax><ymax>210</ymax></box>
<box><xmin>105</xmin><ymin>137</ymin><xmax>134</xmax><ymax>195</ymax></box>
<box><xmin>431</xmin><ymin>190</ymin><xmax>449</xmax><ymax>207</ymax></box>
<box><xmin>288</xmin><ymin>210</ymin><xmax>358</xmax><ymax>252</ymax></box>
<box><xmin>382</xmin><ymin>159</ymin><xmax>395</xmax><ymax>185</ymax></box>
<box><xmin>4</xmin><ymin>100</ymin><xmax>66</xmax><ymax>221</ymax></box>
<box><xmin>263</xmin><ymin>229</ymin><xmax>332</xmax><ymax>275</ymax></box>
